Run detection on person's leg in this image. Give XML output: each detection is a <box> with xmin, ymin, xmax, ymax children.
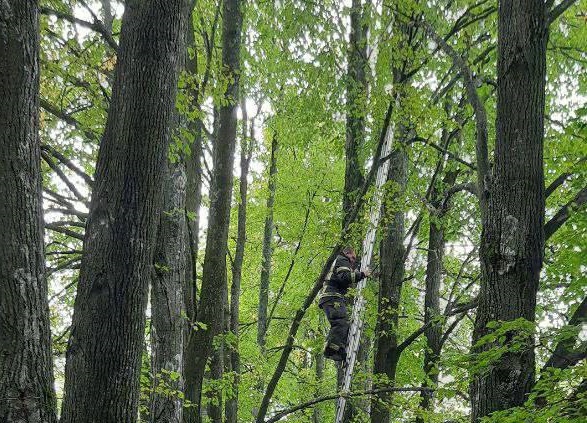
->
<box><xmin>323</xmin><ymin>299</ymin><xmax>349</xmax><ymax>360</ymax></box>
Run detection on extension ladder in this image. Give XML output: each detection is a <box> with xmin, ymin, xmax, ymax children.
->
<box><xmin>335</xmin><ymin>114</ymin><xmax>396</xmax><ymax>423</ymax></box>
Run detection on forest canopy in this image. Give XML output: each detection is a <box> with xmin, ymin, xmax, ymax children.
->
<box><xmin>0</xmin><ymin>1</ymin><xmax>586</xmax><ymax>423</ymax></box>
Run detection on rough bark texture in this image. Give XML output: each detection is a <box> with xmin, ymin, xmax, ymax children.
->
<box><xmin>342</xmin><ymin>0</ymin><xmax>369</xmax><ymax>227</ymax></box>
<box><xmin>0</xmin><ymin>2</ymin><xmax>57</xmax><ymax>422</ymax></box>
<box><xmin>417</xmin><ymin>220</ymin><xmax>445</xmax><ymax>421</ymax></box>
<box><xmin>370</xmin><ymin>144</ymin><xmax>408</xmax><ymax>423</ymax></box>
<box><xmin>258</xmin><ymin>135</ymin><xmax>278</xmax><ymax>349</ymax></box>
<box><xmin>183</xmin><ymin>10</ymin><xmax>205</xmax><ymax>420</ymax></box>
<box><xmin>185</xmin><ymin>0</ymin><xmax>242</xmax><ymax>420</ymax></box>
<box><xmin>340</xmin><ymin>3</ymin><xmax>370</xmax><ymax>419</ymax></box>
<box><xmin>150</xmin><ymin>162</ymin><xmax>188</xmax><ymax>423</ymax></box>
<box><xmin>226</xmin><ymin>107</ymin><xmax>253</xmax><ymax>423</ymax></box>
<box><xmin>471</xmin><ymin>1</ymin><xmax>548</xmax><ymax>420</ymax></box>
<box><xmin>60</xmin><ymin>1</ymin><xmax>190</xmax><ymax>421</ymax></box>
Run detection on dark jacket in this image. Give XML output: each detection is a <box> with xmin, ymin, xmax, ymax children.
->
<box><xmin>318</xmin><ymin>253</ymin><xmax>365</xmax><ymax>307</ymax></box>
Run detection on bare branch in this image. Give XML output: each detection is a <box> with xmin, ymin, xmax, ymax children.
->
<box><xmin>40</xmin><ymin>6</ymin><xmax>118</xmax><ymax>50</ymax></box>
<box><xmin>545</xmin><ymin>186</ymin><xmax>587</xmax><ymax>241</ymax></box>
<box><xmin>41</xmin><ymin>144</ymin><xmax>94</xmax><ymax>187</ymax></box>
<box><xmin>41</xmin><ymin>151</ymin><xmax>88</xmax><ymax>203</ymax></box>
<box><xmin>548</xmin><ymin>0</ymin><xmax>580</xmax><ymax>26</ymax></box>
<box><xmin>265</xmin><ymin>387</ymin><xmax>433</xmax><ymax>423</ymax></box>
<box><xmin>45</xmin><ymin>223</ymin><xmax>85</xmax><ymax>241</ymax></box>
<box><xmin>40</xmin><ymin>99</ymin><xmax>101</xmax><ymax>143</ymax></box>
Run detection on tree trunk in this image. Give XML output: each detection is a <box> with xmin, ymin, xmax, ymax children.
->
<box><xmin>185</xmin><ymin>0</ymin><xmax>242</xmax><ymax>420</ymax></box>
<box><xmin>417</xmin><ymin>163</ymin><xmax>459</xmax><ymax>422</ymax></box>
<box><xmin>100</xmin><ymin>0</ymin><xmax>113</xmax><ymax>34</ymax></box>
<box><xmin>341</xmin><ymin>3</ymin><xmax>370</xmax><ymax>418</ymax></box>
<box><xmin>258</xmin><ymin>134</ymin><xmax>278</xmax><ymax>350</ymax></box>
<box><xmin>149</xmin><ymin>162</ymin><xmax>188</xmax><ymax>423</ymax></box>
<box><xmin>416</xmin><ymin>220</ymin><xmax>445</xmax><ymax>422</ymax></box>
<box><xmin>0</xmin><ymin>2</ymin><xmax>57</xmax><ymax>421</ymax></box>
<box><xmin>183</xmin><ymin>9</ymin><xmax>205</xmax><ymax>420</ymax></box>
<box><xmin>471</xmin><ymin>1</ymin><xmax>548</xmax><ymax>420</ymax></box>
<box><xmin>226</xmin><ymin>103</ymin><xmax>253</xmax><ymax>423</ymax></box>
<box><xmin>370</xmin><ymin>144</ymin><xmax>408</xmax><ymax>423</ymax></box>
<box><xmin>342</xmin><ymin>0</ymin><xmax>369</xmax><ymax>228</ymax></box>
<box><xmin>60</xmin><ymin>1</ymin><xmax>190</xmax><ymax>421</ymax></box>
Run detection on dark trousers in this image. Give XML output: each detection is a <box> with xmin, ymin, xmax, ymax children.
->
<box><xmin>322</xmin><ymin>298</ymin><xmax>349</xmax><ymax>350</ymax></box>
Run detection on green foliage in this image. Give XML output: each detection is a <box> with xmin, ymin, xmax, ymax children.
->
<box><xmin>40</xmin><ymin>0</ymin><xmax>587</xmax><ymax>421</ymax></box>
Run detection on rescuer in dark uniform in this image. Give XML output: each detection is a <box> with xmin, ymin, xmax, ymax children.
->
<box><xmin>318</xmin><ymin>247</ymin><xmax>371</xmax><ymax>361</ymax></box>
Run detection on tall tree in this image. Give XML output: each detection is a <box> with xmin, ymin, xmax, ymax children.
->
<box><xmin>226</xmin><ymin>103</ymin><xmax>254</xmax><ymax>423</ymax></box>
<box><xmin>257</xmin><ymin>134</ymin><xmax>278</xmax><ymax>350</ymax></box>
<box><xmin>0</xmin><ymin>1</ymin><xmax>57</xmax><ymax>421</ymax></box>
<box><xmin>184</xmin><ymin>0</ymin><xmax>242</xmax><ymax>420</ymax></box>
<box><xmin>342</xmin><ymin>0</ymin><xmax>369</xmax><ymax>227</ymax></box>
<box><xmin>340</xmin><ymin>3</ymin><xmax>370</xmax><ymax>417</ymax></box>
<box><xmin>183</xmin><ymin>2</ymin><xmax>221</xmax><ymax>416</ymax></box>
<box><xmin>470</xmin><ymin>0</ymin><xmax>553</xmax><ymax>420</ymax></box>
<box><xmin>60</xmin><ymin>1</ymin><xmax>191</xmax><ymax>421</ymax></box>
<box><xmin>370</xmin><ymin>138</ymin><xmax>408</xmax><ymax>423</ymax></box>
<box><xmin>150</xmin><ymin>162</ymin><xmax>188</xmax><ymax>423</ymax></box>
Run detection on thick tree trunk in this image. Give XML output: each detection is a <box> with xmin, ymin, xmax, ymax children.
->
<box><xmin>226</xmin><ymin>104</ymin><xmax>253</xmax><ymax>423</ymax></box>
<box><xmin>149</xmin><ymin>163</ymin><xmax>188</xmax><ymax>423</ymax></box>
<box><xmin>258</xmin><ymin>135</ymin><xmax>278</xmax><ymax>350</ymax></box>
<box><xmin>471</xmin><ymin>1</ymin><xmax>548</xmax><ymax>421</ymax></box>
<box><xmin>370</xmin><ymin>144</ymin><xmax>408</xmax><ymax>423</ymax></box>
<box><xmin>342</xmin><ymin>0</ymin><xmax>369</xmax><ymax>227</ymax></box>
<box><xmin>0</xmin><ymin>2</ymin><xmax>57</xmax><ymax>422</ymax></box>
<box><xmin>60</xmin><ymin>2</ymin><xmax>190</xmax><ymax>422</ymax></box>
<box><xmin>185</xmin><ymin>0</ymin><xmax>242</xmax><ymax>420</ymax></box>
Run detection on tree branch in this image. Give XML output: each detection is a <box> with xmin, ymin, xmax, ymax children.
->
<box><xmin>420</xmin><ymin>18</ymin><xmax>490</xmax><ymax>210</ymax></box>
<box><xmin>45</xmin><ymin>222</ymin><xmax>85</xmax><ymax>241</ymax></box>
<box><xmin>40</xmin><ymin>6</ymin><xmax>118</xmax><ymax>50</ymax></box>
<box><xmin>40</xmin><ymin>98</ymin><xmax>101</xmax><ymax>143</ymax></box>
<box><xmin>545</xmin><ymin>186</ymin><xmax>587</xmax><ymax>241</ymax></box>
<box><xmin>542</xmin><ymin>296</ymin><xmax>587</xmax><ymax>371</ymax></box>
<box><xmin>41</xmin><ymin>151</ymin><xmax>88</xmax><ymax>203</ymax></box>
<box><xmin>256</xmin><ymin>95</ymin><xmax>397</xmax><ymax>423</ymax></box>
<box><xmin>265</xmin><ymin>387</ymin><xmax>433</xmax><ymax>423</ymax></box>
<box><xmin>41</xmin><ymin>144</ymin><xmax>94</xmax><ymax>187</ymax></box>
<box><xmin>548</xmin><ymin>0</ymin><xmax>580</xmax><ymax>26</ymax></box>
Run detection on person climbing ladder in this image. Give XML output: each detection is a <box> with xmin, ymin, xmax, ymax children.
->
<box><xmin>318</xmin><ymin>247</ymin><xmax>372</xmax><ymax>361</ymax></box>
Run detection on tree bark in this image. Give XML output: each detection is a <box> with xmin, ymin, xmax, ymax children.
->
<box><xmin>183</xmin><ymin>8</ymin><xmax>205</xmax><ymax>420</ymax></box>
<box><xmin>60</xmin><ymin>1</ymin><xmax>190</xmax><ymax>421</ymax></box>
<box><xmin>342</xmin><ymin>0</ymin><xmax>369</xmax><ymax>228</ymax></box>
<box><xmin>225</xmin><ymin>103</ymin><xmax>253</xmax><ymax>423</ymax></box>
<box><xmin>416</xmin><ymin>220</ymin><xmax>444</xmax><ymax>421</ymax></box>
<box><xmin>417</xmin><ymin>164</ymin><xmax>459</xmax><ymax>422</ymax></box>
<box><xmin>341</xmin><ymin>3</ymin><xmax>371</xmax><ymax>418</ymax></box>
<box><xmin>0</xmin><ymin>1</ymin><xmax>57</xmax><ymax>421</ymax></box>
<box><xmin>100</xmin><ymin>0</ymin><xmax>113</xmax><ymax>34</ymax></box>
<box><xmin>149</xmin><ymin>162</ymin><xmax>188</xmax><ymax>423</ymax></box>
<box><xmin>370</xmin><ymin>144</ymin><xmax>408</xmax><ymax>423</ymax></box>
<box><xmin>258</xmin><ymin>134</ymin><xmax>278</xmax><ymax>350</ymax></box>
<box><xmin>471</xmin><ymin>1</ymin><xmax>548</xmax><ymax>420</ymax></box>
<box><xmin>185</xmin><ymin>0</ymin><xmax>242</xmax><ymax>420</ymax></box>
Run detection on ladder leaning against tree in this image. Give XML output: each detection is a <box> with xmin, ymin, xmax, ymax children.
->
<box><xmin>335</xmin><ymin>102</ymin><xmax>397</xmax><ymax>423</ymax></box>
